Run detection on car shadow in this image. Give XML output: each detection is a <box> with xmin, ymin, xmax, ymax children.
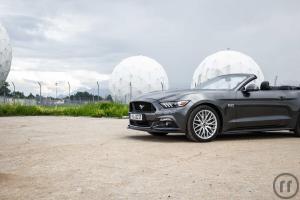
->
<box><xmin>216</xmin><ymin>131</ymin><xmax>295</xmax><ymax>141</ymax></box>
<box><xmin>125</xmin><ymin>131</ymin><xmax>296</xmax><ymax>143</ymax></box>
<box><xmin>126</xmin><ymin>134</ymin><xmax>188</xmax><ymax>143</ymax></box>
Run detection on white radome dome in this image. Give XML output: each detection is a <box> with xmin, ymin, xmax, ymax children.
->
<box><xmin>191</xmin><ymin>50</ymin><xmax>264</xmax><ymax>88</ymax></box>
<box><xmin>109</xmin><ymin>56</ymin><xmax>169</xmax><ymax>103</ymax></box>
<box><xmin>0</xmin><ymin>23</ymin><xmax>12</xmax><ymax>85</ymax></box>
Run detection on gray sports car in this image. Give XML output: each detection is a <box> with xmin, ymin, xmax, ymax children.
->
<box><xmin>128</xmin><ymin>73</ymin><xmax>300</xmax><ymax>142</ymax></box>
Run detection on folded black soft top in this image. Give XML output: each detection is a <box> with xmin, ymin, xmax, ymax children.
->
<box><xmin>260</xmin><ymin>81</ymin><xmax>300</xmax><ymax>91</ymax></box>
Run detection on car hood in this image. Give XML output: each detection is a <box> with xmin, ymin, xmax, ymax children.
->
<box><xmin>133</xmin><ymin>89</ymin><xmax>217</xmax><ymax>102</ymax></box>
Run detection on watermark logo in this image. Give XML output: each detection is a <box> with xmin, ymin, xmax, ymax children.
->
<box><xmin>273</xmin><ymin>173</ymin><xmax>299</xmax><ymax>199</ymax></box>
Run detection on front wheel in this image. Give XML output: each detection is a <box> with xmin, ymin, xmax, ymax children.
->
<box><xmin>148</xmin><ymin>132</ymin><xmax>168</xmax><ymax>136</ymax></box>
<box><xmin>186</xmin><ymin>105</ymin><xmax>221</xmax><ymax>142</ymax></box>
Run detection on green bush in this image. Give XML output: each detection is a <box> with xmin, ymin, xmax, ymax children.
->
<box><xmin>0</xmin><ymin>103</ymin><xmax>129</xmax><ymax>118</ymax></box>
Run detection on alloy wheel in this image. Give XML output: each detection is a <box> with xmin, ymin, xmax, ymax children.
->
<box><xmin>192</xmin><ymin>109</ymin><xmax>218</xmax><ymax>139</ymax></box>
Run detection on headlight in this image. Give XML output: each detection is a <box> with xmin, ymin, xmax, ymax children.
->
<box><xmin>160</xmin><ymin>100</ymin><xmax>190</xmax><ymax>108</ymax></box>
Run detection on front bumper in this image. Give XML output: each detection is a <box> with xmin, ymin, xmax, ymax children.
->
<box><xmin>128</xmin><ymin>101</ymin><xmax>189</xmax><ymax>133</ymax></box>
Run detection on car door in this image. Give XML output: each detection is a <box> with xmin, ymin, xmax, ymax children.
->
<box><xmin>233</xmin><ymin>89</ymin><xmax>292</xmax><ymax>130</ymax></box>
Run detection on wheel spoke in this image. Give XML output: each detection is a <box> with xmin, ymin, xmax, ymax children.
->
<box><xmin>195</xmin><ymin>114</ymin><xmax>201</xmax><ymax>122</ymax></box>
<box><xmin>193</xmin><ymin>124</ymin><xmax>201</xmax><ymax>130</ymax></box>
<box><xmin>207</xmin><ymin>127</ymin><xmax>211</xmax><ymax>136</ymax></box>
<box><xmin>195</xmin><ymin>126</ymin><xmax>201</xmax><ymax>132</ymax></box>
<box><xmin>203</xmin><ymin>127</ymin><xmax>207</xmax><ymax>137</ymax></box>
<box><xmin>206</xmin><ymin>126</ymin><xmax>213</xmax><ymax>134</ymax></box>
<box><xmin>205</xmin><ymin>112</ymin><xmax>211</xmax><ymax>121</ymax></box>
<box><xmin>200</xmin><ymin>112</ymin><xmax>204</xmax><ymax>120</ymax></box>
<box><xmin>194</xmin><ymin>120</ymin><xmax>201</xmax><ymax>125</ymax></box>
<box><xmin>204</xmin><ymin>127</ymin><xmax>209</xmax><ymax>135</ymax></box>
<box><xmin>207</xmin><ymin>116</ymin><xmax>214</xmax><ymax>122</ymax></box>
<box><xmin>206</xmin><ymin>121</ymin><xmax>216</xmax><ymax>124</ymax></box>
<box><xmin>194</xmin><ymin>123</ymin><xmax>201</xmax><ymax>127</ymax></box>
<box><xmin>200</xmin><ymin>127</ymin><xmax>205</xmax><ymax>137</ymax></box>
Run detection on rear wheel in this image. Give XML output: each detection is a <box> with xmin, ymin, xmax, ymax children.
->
<box><xmin>186</xmin><ymin>105</ymin><xmax>221</xmax><ymax>142</ymax></box>
<box><xmin>295</xmin><ymin>116</ymin><xmax>300</xmax><ymax>137</ymax></box>
<box><xmin>148</xmin><ymin>132</ymin><xmax>168</xmax><ymax>136</ymax></box>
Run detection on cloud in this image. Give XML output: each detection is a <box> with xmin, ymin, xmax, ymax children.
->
<box><xmin>0</xmin><ymin>0</ymin><xmax>300</xmax><ymax>96</ymax></box>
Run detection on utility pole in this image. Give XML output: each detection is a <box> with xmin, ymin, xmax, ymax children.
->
<box><xmin>274</xmin><ymin>75</ymin><xmax>278</xmax><ymax>86</ymax></box>
<box><xmin>97</xmin><ymin>81</ymin><xmax>100</xmax><ymax>101</ymax></box>
<box><xmin>129</xmin><ymin>82</ymin><xmax>132</xmax><ymax>102</ymax></box>
<box><xmin>92</xmin><ymin>89</ymin><xmax>95</xmax><ymax>103</ymax></box>
<box><xmin>197</xmin><ymin>76</ymin><xmax>201</xmax><ymax>88</ymax></box>
<box><xmin>55</xmin><ymin>82</ymin><xmax>58</xmax><ymax>99</ymax></box>
<box><xmin>68</xmin><ymin>82</ymin><xmax>71</xmax><ymax>103</ymax></box>
<box><xmin>11</xmin><ymin>82</ymin><xmax>15</xmax><ymax>104</ymax></box>
<box><xmin>3</xmin><ymin>82</ymin><xmax>6</xmax><ymax>104</ymax></box>
<box><xmin>37</xmin><ymin>82</ymin><xmax>42</xmax><ymax>104</ymax></box>
<box><xmin>0</xmin><ymin>81</ymin><xmax>3</xmax><ymax>103</ymax></box>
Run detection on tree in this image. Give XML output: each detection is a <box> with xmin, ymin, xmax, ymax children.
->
<box><xmin>0</xmin><ymin>82</ymin><xmax>11</xmax><ymax>97</ymax></box>
<box><xmin>106</xmin><ymin>94</ymin><xmax>113</xmax><ymax>102</ymax></box>
<box><xmin>27</xmin><ymin>93</ymin><xmax>35</xmax><ymax>99</ymax></box>
<box><xmin>13</xmin><ymin>91</ymin><xmax>25</xmax><ymax>98</ymax></box>
<box><xmin>70</xmin><ymin>91</ymin><xmax>97</xmax><ymax>102</ymax></box>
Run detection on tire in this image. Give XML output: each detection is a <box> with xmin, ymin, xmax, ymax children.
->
<box><xmin>148</xmin><ymin>132</ymin><xmax>168</xmax><ymax>136</ymax></box>
<box><xmin>294</xmin><ymin>116</ymin><xmax>300</xmax><ymax>137</ymax></box>
<box><xmin>186</xmin><ymin>105</ymin><xmax>221</xmax><ymax>142</ymax></box>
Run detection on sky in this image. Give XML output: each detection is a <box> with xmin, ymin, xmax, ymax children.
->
<box><xmin>0</xmin><ymin>0</ymin><xmax>300</xmax><ymax>96</ymax></box>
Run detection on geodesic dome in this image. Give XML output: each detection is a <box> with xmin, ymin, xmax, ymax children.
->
<box><xmin>0</xmin><ymin>23</ymin><xmax>12</xmax><ymax>86</ymax></box>
<box><xmin>191</xmin><ymin>50</ymin><xmax>264</xmax><ymax>88</ymax></box>
<box><xmin>109</xmin><ymin>56</ymin><xmax>169</xmax><ymax>103</ymax></box>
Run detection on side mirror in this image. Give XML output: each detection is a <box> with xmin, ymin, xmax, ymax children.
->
<box><xmin>243</xmin><ymin>84</ymin><xmax>259</xmax><ymax>93</ymax></box>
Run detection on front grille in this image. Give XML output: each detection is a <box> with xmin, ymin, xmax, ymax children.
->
<box><xmin>129</xmin><ymin>101</ymin><xmax>156</xmax><ymax>113</ymax></box>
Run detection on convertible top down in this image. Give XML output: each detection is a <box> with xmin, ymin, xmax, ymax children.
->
<box><xmin>128</xmin><ymin>74</ymin><xmax>300</xmax><ymax>142</ymax></box>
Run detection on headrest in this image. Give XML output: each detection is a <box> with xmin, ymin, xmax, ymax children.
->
<box><xmin>260</xmin><ymin>81</ymin><xmax>271</xmax><ymax>90</ymax></box>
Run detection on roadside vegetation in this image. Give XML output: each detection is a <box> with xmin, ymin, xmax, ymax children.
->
<box><xmin>0</xmin><ymin>103</ymin><xmax>129</xmax><ymax>118</ymax></box>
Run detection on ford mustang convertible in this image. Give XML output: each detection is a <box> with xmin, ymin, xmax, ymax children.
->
<box><xmin>128</xmin><ymin>74</ymin><xmax>300</xmax><ymax>142</ymax></box>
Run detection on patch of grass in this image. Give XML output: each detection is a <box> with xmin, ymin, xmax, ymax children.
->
<box><xmin>0</xmin><ymin>103</ymin><xmax>129</xmax><ymax>118</ymax></box>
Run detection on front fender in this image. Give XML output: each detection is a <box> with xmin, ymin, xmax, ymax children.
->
<box><xmin>184</xmin><ymin>100</ymin><xmax>225</xmax><ymax>132</ymax></box>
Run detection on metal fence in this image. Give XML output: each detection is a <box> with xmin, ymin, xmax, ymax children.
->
<box><xmin>0</xmin><ymin>96</ymin><xmax>111</xmax><ymax>106</ymax></box>
<box><xmin>0</xmin><ymin>96</ymin><xmax>37</xmax><ymax>105</ymax></box>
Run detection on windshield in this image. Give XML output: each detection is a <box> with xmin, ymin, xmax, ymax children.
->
<box><xmin>197</xmin><ymin>74</ymin><xmax>249</xmax><ymax>90</ymax></box>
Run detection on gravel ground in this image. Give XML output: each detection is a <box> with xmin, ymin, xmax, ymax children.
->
<box><xmin>0</xmin><ymin>116</ymin><xmax>299</xmax><ymax>200</ymax></box>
